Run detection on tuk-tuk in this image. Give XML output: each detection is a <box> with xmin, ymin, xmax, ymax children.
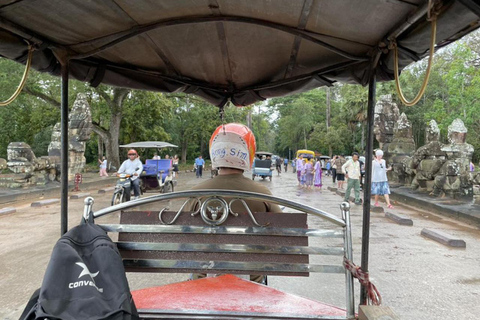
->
<box><xmin>296</xmin><ymin>149</ymin><xmax>315</xmax><ymax>163</ymax></box>
<box><xmin>3</xmin><ymin>1</ymin><xmax>478</xmax><ymax>319</ymax></box>
<box><xmin>120</xmin><ymin>141</ymin><xmax>177</xmax><ymax>194</ymax></box>
<box><xmin>252</xmin><ymin>151</ymin><xmax>273</xmax><ymax>181</ymax></box>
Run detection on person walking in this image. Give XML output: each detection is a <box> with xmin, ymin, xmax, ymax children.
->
<box><xmin>331</xmin><ymin>156</ymin><xmax>337</xmax><ymax>183</ymax></box>
<box><xmin>172</xmin><ymin>155</ymin><xmax>179</xmax><ymax>178</ymax></box>
<box><xmin>98</xmin><ymin>156</ymin><xmax>108</xmax><ymax>177</ymax></box>
<box><xmin>372</xmin><ymin>149</ymin><xmax>394</xmax><ymax>209</ymax></box>
<box><xmin>314</xmin><ymin>157</ymin><xmax>323</xmax><ymax>189</ymax></box>
<box><xmin>296</xmin><ymin>155</ymin><xmax>304</xmax><ymax>186</ymax></box>
<box><xmin>284</xmin><ymin>157</ymin><xmax>289</xmax><ymax>172</ymax></box>
<box><xmin>195</xmin><ymin>155</ymin><xmax>205</xmax><ymax>178</ymax></box>
<box><xmin>304</xmin><ymin>158</ymin><xmax>314</xmax><ymax>189</ymax></box>
<box><xmin>335</xmin><ymin>155</ymin><xmax>346</xmax><ymax>189</ymax></box>
<box><xmin>342</xmin><ymin>152</ymin><xmax>361</xmax><ymax>204</ymax></box>
<box><xmin>325</xmin><ymin>160</ymin><xmax>331</xmax><ymax>177</ymax></box>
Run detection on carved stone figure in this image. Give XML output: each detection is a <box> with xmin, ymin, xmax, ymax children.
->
<box><xmin>373</xmin><ymin>95</ymin><xmax>400</xmax><ymax>151</ymax></box>
<box><xmin>48</xmin><ymin>93</ymin><xmax>92</xmax><ymax>180</ymax></box>
<box><xmin>386</xmin><ymin>113</ymin><xmax>416</xmax><ymax>184</ymax></box>
<box><xmin>410</xmin><ymin>120</ymin><xmax>446</xmax><ymax>191</ymax></box>
<box><xmin>432</xmin><ymin>119</ymin><xmax>474</xmax><ymax>198</ymax></box>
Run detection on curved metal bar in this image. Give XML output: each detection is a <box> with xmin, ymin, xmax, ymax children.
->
<box><xmin>229</xmin><ymin>198</ymin><xmax>268</xmax><ymax>227</ymax></box>
<box><xmin>90</xmin><ymin>190</ymin><xmax>345</xmax><ymax>227</ymax></box>
<box><xmin>158</xmin><ymin>198</ymin><xmax>200</xmax><ymax>225</ymax></box>
<box><xmin>70</xmin><ymin>16</ymin><xmax>369</xmax><ymax>62</ymax></box>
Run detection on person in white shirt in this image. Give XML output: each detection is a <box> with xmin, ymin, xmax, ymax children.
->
<box><xmin>117</xmin><ymin>149</ymin><xmax>143</xmax><ymax>200</ymax></box>
<box><xmin>342</xmin><ymin>152</ymin><xmax>361</xmax><ymax>205</ymax></box>
<box><xmin>371</xmin><ymin>149</ymin><xmax>394</xmax><ymax>209</ymax></box>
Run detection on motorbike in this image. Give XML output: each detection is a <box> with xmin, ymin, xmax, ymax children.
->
<box><xmin>111</xmin><ymin>173</ymin><xmax>137</xmax><ymax>205</ymax></box>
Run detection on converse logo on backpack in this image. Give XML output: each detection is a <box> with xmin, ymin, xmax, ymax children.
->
<box><xmin>68</xmin><ymin>262</ymin><xmax>104</xmax><ymax>293</ymax></box>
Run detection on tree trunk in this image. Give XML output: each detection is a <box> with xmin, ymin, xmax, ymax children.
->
<box><xmin>326</xmin><ymin>87</ymin><xmax>331</xmax><ymax>128</ymax></box>
<box><xmin>181</xmin><ymin>138</ymin><xmax>188</xmax><ymax>165</ymax></box>
<box><xmin>98</xmin><ymin>137</ymin><xmax>104</xmax><ymax>157</ymax></box>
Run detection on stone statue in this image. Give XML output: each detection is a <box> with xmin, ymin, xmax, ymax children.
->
<box><xmin>432</xmin><ymin>119</ymin><xmax>474</xmax><ymax>198</ymax></box>
<box><xmin>48</xmin><ymin>93</ymin><xmax>92</xmax><ymax>180</ymax></box>
<box><xmin>373</xmin><ymin>95</ymin><xmax>400</xmax><ymax>151</ymax></box>
<box><xmin>410</xmin><ymin>120</ymin><xmax>446</xmax><ymax>191</ymax></box>
<box><xmin>385</xmin><ymin>113</ymin><xmax>416</xmax><ymax>184</ymax></box>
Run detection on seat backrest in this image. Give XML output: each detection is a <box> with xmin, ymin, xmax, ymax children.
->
<box><xmin>95</xmin><ymin>190</ymin><xmax>354</xmax><ymax>316</ymax></box>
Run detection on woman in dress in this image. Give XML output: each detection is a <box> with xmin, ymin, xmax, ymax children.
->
<box><xmin>304</xmin><ymin>158</ymin><xmax>314</xmax><ymax>189</ymax></box>
<box><xmin>371</xmin><ymin>149</ymin><xmax>394</xmax><ymax>209</ymax></box>
<box><xmin>313</xmin><ymin>157</ymin><xmax>322</xmax><ymax>189</ymax></box>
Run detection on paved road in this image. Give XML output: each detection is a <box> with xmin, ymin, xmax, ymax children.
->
<box><xmin>1</xmin><ymin>170</ymin><xmax>480</xmax><ymax>319</ymax></box>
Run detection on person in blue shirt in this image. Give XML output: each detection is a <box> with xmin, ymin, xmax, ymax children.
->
<box><xmin>283</xmin><ymin>157</ymin><xmax>289</xmax><ymax>172</ymax></box>
<box><xmin>194</xmin><ymin>155</ymin><xmax>205</xmax><ymax>178</ymax></box>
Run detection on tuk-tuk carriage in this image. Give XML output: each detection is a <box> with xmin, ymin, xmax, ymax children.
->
<box><xmin>252</xmin><ymin>151</ymin><xmax>274</xmax><ymax>181</ymax></box>
<box><xmin>121</xmin><ymin>141</ymin><xmax>177</xmax><ymax>194</ymax></box>
<box><xmin>2</xmin><ymin>1</ymin><xmax>479</xmax><ymax>319</ymax></box>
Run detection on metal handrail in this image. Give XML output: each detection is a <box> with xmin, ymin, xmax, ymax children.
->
<box><xmin>87</xmin><ymin>189</ymin><xmax>345</xmax><ymax>227</ymax></box>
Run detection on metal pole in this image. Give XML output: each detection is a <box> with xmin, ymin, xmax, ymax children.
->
<box><xmin>60</xmin><ymin>61</ymin><xmax>69</xmax><ymax>235</ymax></box>
<box><xmin>360</xmin><ymin>72</ymin><xmax>376</xmax><ymax>304</ymax></box>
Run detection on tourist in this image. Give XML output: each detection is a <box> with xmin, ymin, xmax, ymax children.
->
<box><xmin>98</xmin><ymin>156</ymin><xmax>108</xmax><ymax>177</ymax></box>
<box><xmin>284</xmin><ymin>157</ymin><xmax>289</xmax><ymax>172</ymax></box>
<box><xmin>152</xmin><ymin>153</ymin><xmax>161</xmax><ymax>160</ymax></box>
<box><xmin>304</xmin><ymin>158</ymin><xmax>314</xmax><ymax>189</ymax></box>
<box><xmin>314</xmin><ymin>157</ymin><xmax>323</xmax><ymax>189</ymax></box>
<box><xmin>296</xmin><ymin>155</ymin><xmax>304</xmax><ymax>186</ymax></box>
<box><xmin>194</xmin><ymin>155</ymin><xmax>205</xmax><ymax>178</ymax></box>
<box><xmin>331</xmin><ymin>156</ymin><xmax>337</xmax><ymax>183</ymax></box>
<box><xmin>342</xmin><ymin>152</ymin><xmax>361</xmax><ymax>204</ymax></box>
<box><xmin>335</xmin><ymin>155</ymin><xmax>346</xmax><ymax>189</ymax></box>
<box><xmin>372</xmin><ymin>149</ymin><xmax>394</xmax><ymax>209</ymax></box>
<box><xmin>172</xmin><ymin>155</ymin><xmax>179</xmax><ymax>177</ymax></box>
<box><xmin>470</xmin><ymin>161</ymin><xmax>475</xmax><ymax>172</ymax></box>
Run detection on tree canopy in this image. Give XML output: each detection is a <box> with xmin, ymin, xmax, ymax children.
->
<box><xmin>1</xmin><ymin>30</ymin><xmax>479</xmax><ymax>164</ymax></box>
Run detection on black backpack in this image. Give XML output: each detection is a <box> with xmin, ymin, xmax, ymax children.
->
<box><xmin>20</xmin><ymin>220</ymin><xmax>138</xmax><ymax>320</ymax></box>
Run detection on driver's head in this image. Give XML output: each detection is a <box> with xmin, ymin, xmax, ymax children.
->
<box><xmin>128</xmin><ymin>149</ymin><xmax>137</xmax><ymax>159</ymax></box>
<box><xmin>209</xmin><ymin>123</ymin><xmax>256</xmax><ymax>171</ymax></box>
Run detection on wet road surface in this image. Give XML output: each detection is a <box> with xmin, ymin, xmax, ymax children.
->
<box><xmin>1</xmin><ymin>170</ymin><xmax>480</xmax><ymax>319</ymax></box>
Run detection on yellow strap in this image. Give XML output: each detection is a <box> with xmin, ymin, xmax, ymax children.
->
<box><xmin>394</xmin><ymin>16</ymin><xmax>437</xmax><ymax>106</ymax></box>
<box><xmin>0</xmin><ymin>45</ymin><xmax>34</xmax><ymax>107</ymax></box>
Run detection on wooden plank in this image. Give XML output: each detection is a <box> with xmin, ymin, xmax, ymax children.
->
<box><xmin>359</xmin><ymin>305</ymin><xmax>400</xmax><ymax>320</ymax></box>
<box><xmin>421</xmin><ymin>228</ymin><xmax>466</xmax><ymax>248</ymax></box>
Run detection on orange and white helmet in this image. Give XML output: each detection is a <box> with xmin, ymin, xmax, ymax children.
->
<box><xmin>209</xmin><ymin>123</ymin><xmax>256</xmax><ymax>171</ymax></box>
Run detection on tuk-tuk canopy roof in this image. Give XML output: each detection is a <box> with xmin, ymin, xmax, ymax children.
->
<box><xmin>119</xmin><ymin>141</ymin><xmax>178</xmax><ymax>149</ymax></box>
<box><xmin>0</xmin><ymin>1</ymin><xmax>479</xmax><ymax>107</ymax></box>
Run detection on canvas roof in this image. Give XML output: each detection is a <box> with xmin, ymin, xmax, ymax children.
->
<box><xmin>119</xmin><ymin>141</ymin><xmax>178</xmax><ymax>149</ymax></box>
<box><xmin>0</xmin><ymin>0</ymin><xmax>479</xmax><ymax>107</ymax></box>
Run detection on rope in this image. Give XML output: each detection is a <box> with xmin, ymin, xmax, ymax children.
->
<box><xmin>344</xmin><ymin>257</ymin><xmax>382</xmax><ymax>306</ymax></box>
<box><xmin>0</xmin><ymin>44</ymin><xmax>34</xmax><ymax>106</ymax></box>
<box><xmin>393</xmin><ymin>6</ymin><xmax>437</xmax><ymax>106</ymax></box>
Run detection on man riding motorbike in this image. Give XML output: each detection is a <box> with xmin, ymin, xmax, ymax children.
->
<box><xmin>117</xmin><ymin>149</ymin><xmax>143</xmax><ymax>200</ymax></box>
